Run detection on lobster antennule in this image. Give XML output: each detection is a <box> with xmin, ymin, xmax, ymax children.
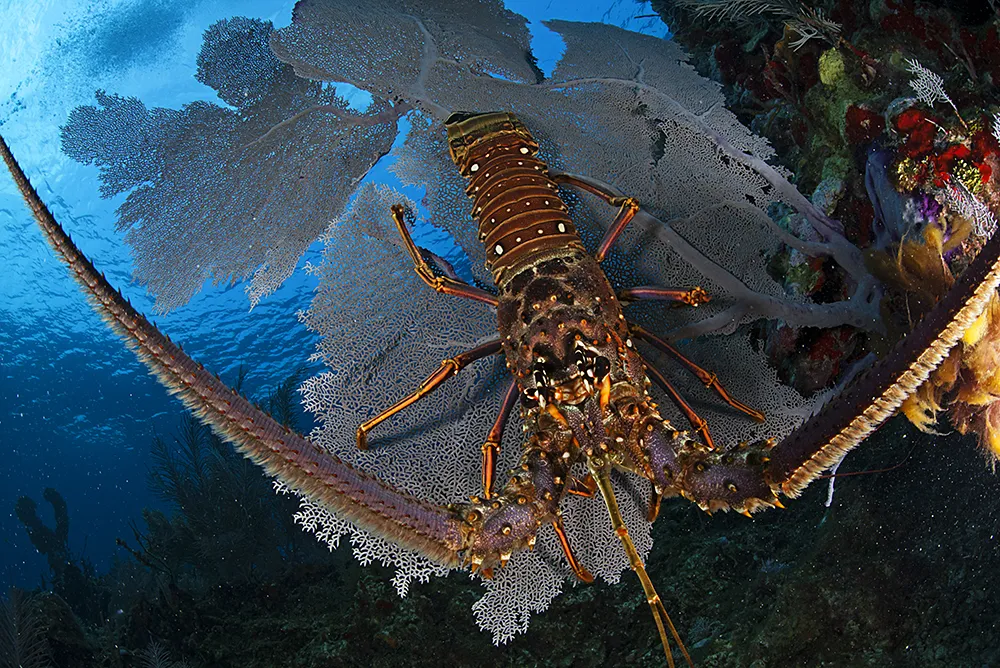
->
<box><xmin>589</xmin><ymin>458</ymin><xmax>693</xmax><ymax>668</ymax></box>
<box><xmin>0</xmin><ymin>134</ymin><xmax>468</xmax><ymax>568</ymax></box>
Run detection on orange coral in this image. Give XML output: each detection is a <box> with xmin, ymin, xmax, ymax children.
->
<box><xmin>876</xmin><ymin>219</ymin><xmax>1000</xmax><ymax>465</ymax></box>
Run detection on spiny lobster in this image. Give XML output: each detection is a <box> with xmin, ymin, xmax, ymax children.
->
<box><xmin>4</xmin><ymin>110</ymin><xmax>1000</xmax><ymax>666</ymax></box>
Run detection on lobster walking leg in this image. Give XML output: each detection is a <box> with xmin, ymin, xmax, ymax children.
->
<box><xmin>618</xmin><ymin>286</ymin><xmax>711</xmax><ymax>307</ymax></box>
<box><xmin>631</xmin><ymin>324</ymin><xmax>766</xmax><ymax>423</ymax></box>
<box><xmin>588</xmin><ymin>458</ymin><xmax>693</xmax><ymax>668</ymax></box>
<box><xmin>552</xmin><ymin>518</ymin><xmax>595</xmax><ymax>583</ymax></box>
<box><xmin>640</xmin><ymin>356</ymin><xmax>717</xmax><ymax>451</ymax></box>
<box><xmin>551</xmin><ymin>173</ymin><xmax>639</xmax><ymax>262</ymax></box>
<box><xmin>356</xmin><ymin>338</ymin><xmax>503</xmax><ymax>449</ymax></box>
<box><xmin>566</xmin><ymin>474</ymin><xmax>596</xmax><ymax>497</ymax></box>
<box><xmin>480</xmin><ymin>377</ymin><xmax>519</xmax><ymax>499</ymax></box>
<box><xmin>390</xmin><ymin>204</ymin><xmax>498</xmax><ymax>307</ymax></box>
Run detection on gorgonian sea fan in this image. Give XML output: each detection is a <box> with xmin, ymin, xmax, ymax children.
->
<box><xmin>60</xmin><ymin>0</ymin><xmax>879</xmax><ymax>642</ymax></box>
<box><xmin>61</xmin><ymin>16</ymin><xmax>404</xmax><ymax>311</ymax></box>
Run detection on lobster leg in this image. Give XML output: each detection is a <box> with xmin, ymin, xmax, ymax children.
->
<box><xmin>630</xmin><ymin>324</ymin><xmax>766</xmax><ymax>423</ymax></box>
<box><xmin>566</xmin><ymin>473</ymin><xmax>597</xmax><ymax>497</ymax></box>
<box><xmin>617</xmin><ymin>286</ymin><xmax>711</xmax><ymax>307</ymax></box>
<box><xmin>481</xmin><ymin>377</ymin><xmax>519</xmax><ymax>499</ymax></box>
<box><xmin>356</xmin><ymin>338</ymin><xmax>503</xmax><ymax>449</ymax></box>
<box><xmin>588</xmin><ymin>458</ymin><xmax>693</xmax><ymax>668</ymax></box>
<box><xmin>640</xmin><ymin>356</ymin><xmax>717</xmax><ymax>451</ymax></box>
<box><xmin>390</xmin><ymin>204</ymin><xmax>498</xmax><ymax>307</ymax></box>
<box><xmin>551</xmin><ymin>173</ymin><xmax>639</xmax><ymax>262</ymax></box>
<box><xmin>552</xmin><ymin>518</ymin><xmax>595</xmax><ymax>582</ymax></box>
<box><xmin>647</xmin><ymin>489</ymin><xmax>663</xmax><ymax>523</ymax></box>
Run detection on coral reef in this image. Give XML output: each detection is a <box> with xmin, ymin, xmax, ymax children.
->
<box><xmin>9</xmin><ymin>420</ymin><xmax>998</xmax><ymax>666</ymax></box>
<box><xmin>0</xmin><ymin>589</ymin><xmax>52</xmax><ymax>668</ymax></box>
<box><xmin>659</xmin><ymin>0</ymin><xmax>1000</xmax><ymax>460</ymax></box>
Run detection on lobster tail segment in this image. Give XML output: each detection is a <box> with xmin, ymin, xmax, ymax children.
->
<box><xmin>0</xmin><ymin>134</ymin><xmax>467</xmax><ymax>568</ymax></box>
<box><xmin>445</xmin><ymin>111</ymin><xmax>587</xmax><ymax>285</ymax></box>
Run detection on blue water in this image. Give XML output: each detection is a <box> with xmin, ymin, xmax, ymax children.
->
<box><xmin>0</xmin><ymin>0</ymin><xmax>666</xmax><ymax>592</ymax></box>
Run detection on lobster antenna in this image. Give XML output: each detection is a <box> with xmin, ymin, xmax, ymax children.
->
<box><xmin>588</xmin><ymin>459</ymin><xmax>693</xmax><ymax>667</ymax></box>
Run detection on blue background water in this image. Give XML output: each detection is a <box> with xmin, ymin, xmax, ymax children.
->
<box><xmin>0</xmin><ymin>0</ymin><xmax>667</xmax><ymax>591</ymax></box>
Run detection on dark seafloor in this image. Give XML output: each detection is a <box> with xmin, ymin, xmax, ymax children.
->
<box><xmin>2</xmin><ymin>0</ymin><xmax>1000</xmax><ymax>666</ymax></box>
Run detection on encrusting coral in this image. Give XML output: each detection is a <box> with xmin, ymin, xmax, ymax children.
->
<box><xmin>663</xmin><ymin>0</ymin><xmax>1000</xmax><ymax>465</ymax></box>
<box><xmin>863</xmin><ymin>75</ymin><xmax>1000</xmax><ymax>465</ymax></box>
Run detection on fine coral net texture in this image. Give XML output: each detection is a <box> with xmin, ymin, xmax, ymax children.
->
<box><xmin>61</xmin><ymin>17</ymin><xmax>401</xmax><ymax>311</ymax></box>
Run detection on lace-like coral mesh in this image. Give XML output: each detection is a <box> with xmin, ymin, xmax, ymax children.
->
<box><xmin>61</xmin><ymin>17</ymin><xmax>399</xmax><ymax>311</ymax></box>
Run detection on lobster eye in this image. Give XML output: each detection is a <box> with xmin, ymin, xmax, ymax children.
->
<box><xmin>594</xmin><ymin>356</ymin><xmax>611</xmax><ymax>380</ymax></box>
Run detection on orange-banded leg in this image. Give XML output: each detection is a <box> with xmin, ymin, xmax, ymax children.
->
<box><xmin>551</xmin><ymin>173</ymin><xmax>639</xmax><ymax>262</ymax></box>
<box><xmin>588</xmin><ymin>458</ymin><xmax>693</xmax><ymax>668</ymax></box>
<box><xmin>390</xmin><ymin>204</ymin><xmax>498</xmax><ymax>307</ymax></box>
<box><xmin>481</xmin><ymin>378</ymin><xmax>519</xmax><ymax>499</ymax></box>
<box><xmin>618</xmin><ymin>286</ymin><xmax>711</xmax><ymax>307</ymax></box>
<box><xmin>639</xmin><ymin>355</ymin><xmax>717</xmax><ymax>451</ymax></box>
<box><xmin>552</xmin><ymin>517</ymin><xmax>595</xmax><ymax>583</ymax></box>
<box><xmin>356</xmin><ymin>338</ymin><xmax>503</xmax><ymax>449</ymax></box>
<box><xmin>647</xmin><ymin>489</ymin><xmax>663</xmax><ymax>523</ymax></box>
<box><xmin>631</xmin><ymin>324</ymin><xmax>766</xmax><ymax>424</ymax></box>
<box><xmin>566</xmin><ymin>474</ymin><xmax>597</xmax><ymax>497</ymax></box>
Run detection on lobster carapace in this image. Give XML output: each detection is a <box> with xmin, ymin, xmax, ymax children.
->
<box><xmin>5</xmin><ymin>109</ymin><xmax>1000</xmax><ymax>666</ymax></box>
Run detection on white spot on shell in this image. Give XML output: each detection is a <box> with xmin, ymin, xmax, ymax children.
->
<box><xmin>495</xmin><ymin>244</ymin><xmax>504</xmax><ymax>255</ymax></box>
<box><xmin>471</xmin><ymin>163</ymin><xmax>479</xmax><ymax>172</ymax></box>
<box><xmin>520</xmin><ymin>147</ymin><xmax>529</xmax><ymax>154</ymax></box>
<box><xmin>557</xmin><ymin>223</ymin><xmax>566</xmax><ymax>233</ymax></box>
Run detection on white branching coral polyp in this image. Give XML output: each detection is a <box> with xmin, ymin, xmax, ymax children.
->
<box><xmin>905</xmin><ymin>58</ymin><xmax>966</xmax><ymax>128</ymax></box>
<box><xmin>944</xmin><ymin>182</ymin><xmax>999</xmax><ymax>238</ymax></box>
<box><xmin>675</xmin><ymin>0</ymin><xmax>841</xmax><ymax>49</ymax></box>
<box><xmin>905</xmin><ymin>58</ymin><xmax>951</xmax><ymax>108</ymax></box>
